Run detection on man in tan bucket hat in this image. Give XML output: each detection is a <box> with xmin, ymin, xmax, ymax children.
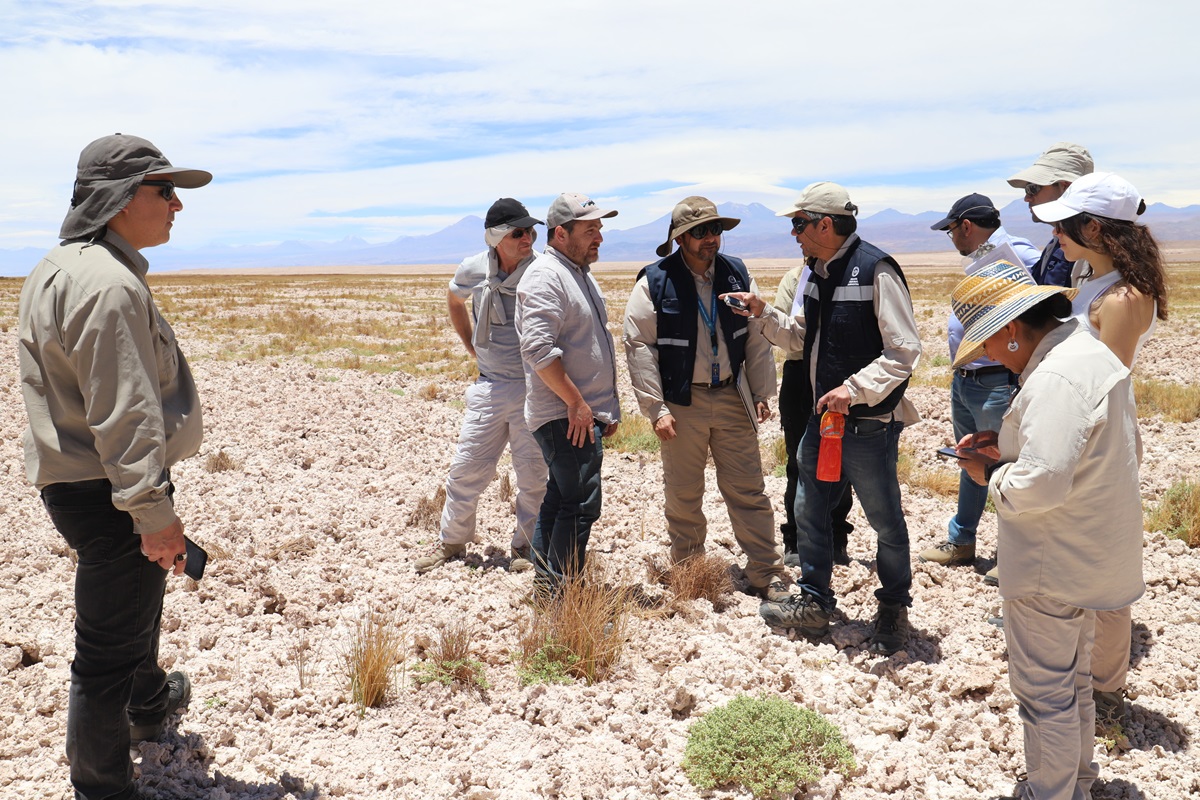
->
<box><xmin>623</xmin><ymin>196</ymin><xmax>793</xmax><ymax>607</ymax></box>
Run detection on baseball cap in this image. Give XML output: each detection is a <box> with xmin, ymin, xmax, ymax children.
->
<box><xmin>60</xmin><ymin>133</ymin><xmax>212</xmax><ymax>239</ymax></box>
<box><xmin>1030</xmin><ymin>172</ymin><xmax>1145</xmax><ymax>224</ymax></box>
<box><xmin>655</xmin><ymin>196</ymin><xmax>740</xmax><ymax>257</ymax></box>
<box><xmin>545</xmin><ymin>192</ymin><xmax>618</xmax><ymax>229</ymax></box>
<box><xmin>930</xmin><ymin>193</ymin><xmax>999</xmax><ymax>231</ymax></box>
<box><xmin>484</xmin><ymin>197</ymin><xmax>542</xmax><ymax>229</ymax></box>
<box><xmin>1007</xmin><ymin>142</ymin><xmax>1094</xmax><ymax>189</ymax></box>
<box><xmin>776</xmin><ymin>182</ymin><xmax>859</xmax><ymax>218</ymax></box>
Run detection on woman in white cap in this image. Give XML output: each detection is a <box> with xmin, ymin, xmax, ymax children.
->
<box><xmin>950</xmin><ymin>261</ymin><xmax>1143</xmax><ymax>800</ymax></box>
<box><xmin>1031</xmin><ymin>171</ymin><xmax>1167</xmax><ymax>730</ymax></box>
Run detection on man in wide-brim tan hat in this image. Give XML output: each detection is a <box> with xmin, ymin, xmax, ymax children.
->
<box><xmin>624</xmin><ymin>196</ymin><xmax>793</xmax><ymax>612</ymax></box>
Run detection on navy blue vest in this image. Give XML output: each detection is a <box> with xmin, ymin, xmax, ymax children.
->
<box><xmin>801</xmin><ymin>239</ymin><xmax>909</xmax><ymax>419</ymax></box>
<box><xmin>640</xmin><ymin>251</ymin><xmax>752</xmax><ymax>406</ymax></box>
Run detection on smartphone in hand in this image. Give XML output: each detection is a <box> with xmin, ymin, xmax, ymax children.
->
<box><xmin>184</xmin><ymin>536</ymin><xmax>208</xmax><ymax>580</ymax></box>
<box><xmin>936</xmin><ymin>446</ymin><xmax>965</xmax><ymax>460</ymax></box>
<box><xmin>722</xmin><ymin>295</ymin><xmax>747</xmax><ymax>310</ymax></box>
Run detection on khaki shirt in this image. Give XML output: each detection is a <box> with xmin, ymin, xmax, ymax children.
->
<box><xmin>771</xmin><ymin>265</ymin><xmax>807</xmax><ymax>362</ymax></box>
<box><xmin>623</xmin><ymin>264</ymin><xmax>776</xmax><ymax>423</ymax></box>
<box><xmin>18</xmin><ymin>231</ymin><xmax>203</xmax><ymax>535</ymax></box>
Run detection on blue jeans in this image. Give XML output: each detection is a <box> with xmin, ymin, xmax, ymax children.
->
<box><xmin>949</xmin><ymin>370</ymin><xmax>1015</xmax><ymax>546</ymax></box>
<box><xmin>531</xmin><ymin>419</ymin><xmax>604</xmax><ymax>590</ymax></box>
<box><xmin>794</xmin><ymin>415</ymin><xmax>912</xmax><ymax>610</ymax></box>
<box><xmin>41</xmin><ymin>479</ymin><xmax>174</xmax><ymax>800</ymax></box>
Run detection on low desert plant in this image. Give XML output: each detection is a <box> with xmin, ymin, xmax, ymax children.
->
<box><xmin>498</xmin><ymin>471</ymin><xmax>514</xmax><ymax>503</ymax></box>
<box><xmin>413</xmin><ymin>621</ymin><xmax>489</xmax><ymax>692</ymax></box>
<box><xmin>764</xmin><ymin>436</ymin><xmax>789</xmax><ymax>476</ymax></box>
<box><xmin>342</xmin><ymin>610</ymin><xmax>405</xmax><ymax>712</ymax></box>
<box><xmin>1135</xmin><ymin>378</ymin><xmax>1200</xmax><ymax>422</ymax></box>
<box><xmin>682</xmin><ymin>695</ymin><xmax>856</xmax><ymax>800</ymax></box>
<box><xmin>515</xmin><ymin>642</ymin><xmax>579</xmax><ymax>686</ymax></box>
<box><xmin>658</xmin><ymin>554</ymin><xmax>734</xmax><ymax>605</ymax></box>
<box><xmin>407</xmin><ymin>486</ymin><xmax>446</xmax><ymax>529</ymax></box>
<box><xmin>603</xmin><ymin>412</ymin><xmax>660</xmax><ymax>454</ymax></box>
<box><xmin>418</xmin><ymin>382</ymin><xmax>443</xmax><ymax>401</ymax></box>
<box><xmin>518</xmin><ymin>558</ymin><xmax>632</xmax><ymax>684</ymax></box>
<box><xmin>204</xmin><ymin>449</ymin><xmax>240</xmax><ymax>473</ymax></box>
<box><xmin>896</xmin><ymin>442</ymin><xmax>959</xmax><ymax>496</ymax></box>
<box><xmin>1146</xmin><ymin>479</ymin><xmax>1200</xmax><ymax>547</ymax></box>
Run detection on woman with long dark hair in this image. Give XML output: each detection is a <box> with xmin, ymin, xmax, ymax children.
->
<box><xmin>1032</xmin><ymin>172</ymin><xmax>1166</xmax><ymax>730</ymax></box>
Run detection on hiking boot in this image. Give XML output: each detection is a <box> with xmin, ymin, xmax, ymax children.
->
<box><xmin>1094</xmin><ymin>688</ymin><xmax>1128</xmax><ymax>730</ymax></box>
<box><xmin>919</xmin><ymin>541</ymin><xmax>975</xmax><ymax>566</ymax></box>
<box><xmin>130</xmin><ymin>671</ymin><xmax>191</xmax><ymax>743</ymax></box>
<box><xmin>983</xmin><ymin>565</ymin><xmax>999</xmax><ymax>586</ymax></box>
<box><xmin>509</xmin><ymin>546</ymin><xmax>533</xmax><ymax>573</ymax></box>
<box><xmin>869</xmin><ymin>603</ymin><xmax>910</xmax><ymax>655</ymax></box>
<box><xmin>414</xmin><ymin>542</ymin><xmax>466</xmax><ymax>574</ymax></box>
<box><xmin>783</xmin><ymin>551</ymin><xmax>801</xmax><ymax>568</ymax></box>
<box><xmin>759</xmin><ymin>593</ymin><xmax>832</xmax><ymax>636</ymax></box>
<box><xmin>754</xmin><ymin>580</ymin><xmax>793</xmax><ymax>603</ymax></box>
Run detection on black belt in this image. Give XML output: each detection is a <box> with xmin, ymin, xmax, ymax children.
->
<box><xmin>695</xmin><ymin>376</ymin><xmax>734</xmax><ymax>390</ymax></box>
<box><xmin>955</xmin><ymin>365</ymin><xmax>1012</xmax><ymax>379</ymax></box>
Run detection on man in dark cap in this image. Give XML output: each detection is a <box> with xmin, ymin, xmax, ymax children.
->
<box><xmin>415</xmin><ymin>198</ymin><xmax>548</xmax><ymax>574</ymax></box>
<box><xmin>18</xmin><ymin>133</ymin><xmax>210</xmax><ymax>800</ymax></box>
<box><xmin>622</xmin><ymin>196</ymin><xmax>791</xmax><ymax>605</ymax></box>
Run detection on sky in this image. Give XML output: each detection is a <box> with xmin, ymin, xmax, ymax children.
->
<box><xmin>2</xmin><ymin>0</ymin><xmax>1199</xmax><ymax>252</ymax></box>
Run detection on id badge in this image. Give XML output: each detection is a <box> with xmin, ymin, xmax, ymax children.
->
<box><xmin>712</xmin><ymin>362</ymin><xmax>721</xmax><ymax>385</ymax></box>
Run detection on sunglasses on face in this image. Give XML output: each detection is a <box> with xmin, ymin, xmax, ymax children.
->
<box><xmin>1023</xmin><ymin>183</ymin><xmax>1044</xmax><ymax>198</ymax></box>
<box><xmin>141</xmin><ymin>180</ymin><xmax>176</xmax><ymax>201</ymax></box>
<box><xmin>509</xmin><ymin>227</ymin><xmax>534</xmax><ymax>240</ymax></box>
<box><xmin>686</xmin><ymin>221</ymin><xmax>725</xmax><ymax>239</ymax></box>
<box><xmin>791</xmin><ymin>215</ymin><xmax>822</xmax><ymax>235</ymax></box>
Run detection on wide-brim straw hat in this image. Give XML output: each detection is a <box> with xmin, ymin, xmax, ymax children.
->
<box><xmin>951</xmin><ymin>260</ymin><xmax>1077</xmax><ymax>368</ymax></box>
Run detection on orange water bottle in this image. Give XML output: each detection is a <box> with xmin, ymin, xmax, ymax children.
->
<box><xmin>816</xmin><ymin>411</ymin><xmax>844</xmax><ymax>482</ymax></box>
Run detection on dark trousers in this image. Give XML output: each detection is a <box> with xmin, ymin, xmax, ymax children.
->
<box><xmin>41</xmin><ymin>479</ymin><xmax>173</xmax><ymax>800</ymax></box>
<box><xmin>779</xmin><ymin>359</ymin><xmax>853</xmax><ymax>554</ymax></box>
<box><xmin>531</xmin><ymin>419</ymin><xmax>604</xmax><ymax>591</ymax></box>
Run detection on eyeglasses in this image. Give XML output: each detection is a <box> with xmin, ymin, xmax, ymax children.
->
<box><xmin>1023</xmin><ymin>183</ymin><xmax>1044</xmax><ymax>198</ymax></box>
<box><xmin>945</xmin><ymin>221</ymin><xmax>962</xmax><ymax>237</ymax></box>
<box><xmin>141</xmin><ymin>180</ymin><xmax>176</xmax><ymax>201</ymax></box>
<box><xmin>791</xmin><ymin>214</ymin><xmax>822</xmax><ymax>235</ymax></box>
<box><xmin>509</xmin><ymin>227</ymin><xmax>534</xmax><ymax>240</ymax></box>
<box><xmin>686</xmin><ymin>221</ymin><xmax>725</xmax><ymax>239</ymax></box>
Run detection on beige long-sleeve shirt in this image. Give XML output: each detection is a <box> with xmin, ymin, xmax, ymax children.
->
<box><xmin>623</xmin><ymin>263</ymin><xmax>776</xmax><ymax>423</ymax></box>
<box><xmin>18</xmin><ymin>231</ymin><xmax>203</xmax><ymax>535</ymax></box>
<box><xmin>756</xmin><ymin>235</ymin><xmax>921</xmax><ymax>425</ymax></box>
<box><xmin>772</xmin><ymin>265</ymin><xmax>808</xmax><ymax>362</ymax></box>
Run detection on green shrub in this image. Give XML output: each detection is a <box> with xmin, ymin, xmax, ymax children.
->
<box><xmin>603</xmin><ymin>412</ymin><xmax>660</xmax><ymax>454</ymax></box>
<box><xmin>682</xmin><ymin>695</ymin><xmax>855</xmax><ymax>800</ymax></box>
<box><xmin>515</xmin><ymin>642</ymin><xmax>578</xmax><ymax>686</ymax></box>
<box><xmin>1146</xmin><ymin>479</ymin><xmax>1200</xmax><ymax>547</ymax></box>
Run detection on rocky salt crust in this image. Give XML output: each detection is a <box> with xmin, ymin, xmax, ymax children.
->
<box><xmin>1</xmin><ymin>276</ymin><xmax>1198</xmax><ymax>800</ymax></box>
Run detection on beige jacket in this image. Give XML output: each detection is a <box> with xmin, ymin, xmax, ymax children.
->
<box><xmin>18</xmin><ymin>231</ymin><xmax>203</xmax><ymax>535</ymax></box>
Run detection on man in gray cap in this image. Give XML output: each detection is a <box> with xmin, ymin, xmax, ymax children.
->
<box><xmin>18</xmin><ymin>134</ymin><xmax>210</xmax><ymax>799</ymax></box>
<box><xmin>727</xmin><ymin>182</ymin><xmax>922</xmax><ymax>655</ymax></box>
<box><xmin>516</xmin><ymin>192</ymin><xmax>621</xmax><ymax>595</ymax></box>
<box><xmin>920</xmin><ymin>194</ymin><xmax>1038</xmax><ymax>570</ymax></box>
<box><xmin>415</xmin><ymin>198</ymin><xmax>548</xmax><ymax>574</ymax></box>
<box><xmin>1008</xmin><ymin>142</ymin><xmax>1094</xmax><ymax>287</ymax></box>
<box><xmin>623</xmin><ymin>196</ymin><xmax>792</xmax><ymax>603</ymax></box>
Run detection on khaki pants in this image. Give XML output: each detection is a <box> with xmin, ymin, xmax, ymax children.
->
<box><xmin>1091</xmin><ymin>605</ymin><xmax>1132</xmax><ymax>693</ymax></box>
<box><xmin>660</xmin><ymin>384</ymin><xmax>784</xmax><ymax>588</ymax></box>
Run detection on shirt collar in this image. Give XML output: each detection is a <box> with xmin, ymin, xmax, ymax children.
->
<box><xmin>546</xmin><ymin>245</ymin><xmax>588</xmax><ymax>274</ymax></box>
<box><xmin>813</xmin><ymin>233</ymin><xmax>859</xmax><ymax>277</ymax></box>
<box><xmin>98</xmin><ymin>229</ymin><xmax>150</xmax><ymax>277</ymax></box>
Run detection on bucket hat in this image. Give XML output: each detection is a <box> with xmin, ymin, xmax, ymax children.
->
<box><xmin>655</xmin><ymin>196</ymin><xmax>739</xmax><ymax>257</ymax></box>
<box><xmin>1007</xmin><ymin>142</ymin><xmax>1093</xmax><ymax>189</ymax></box>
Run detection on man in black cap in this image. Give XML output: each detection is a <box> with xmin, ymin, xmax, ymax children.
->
<box><xmin>921</xmin><ymin>194</ymin><xmax>1039</xmax><ymax>569</ymax></box>
<box><xmin>18</xmin><ymin>134</ymin><xmax>210</xmax><ymax>799</ymax></box>
<box><xmin>415</xmin><ymin>198</ymin><xmax>548</xmax><ymax>574</ymax></box>
<box><xmin>622</xmin><ymin>196</ymin><xmax>792</xmax><ymax>604</ymax></box>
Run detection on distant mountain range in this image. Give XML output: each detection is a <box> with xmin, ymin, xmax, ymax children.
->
<box><xmin>3</xmin><ymin>199</ymin><xmax>1199</xmax><ymax>276</ymax></box>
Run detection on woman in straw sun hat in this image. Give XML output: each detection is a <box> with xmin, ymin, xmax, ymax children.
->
<box><xmin>949</xmin><ymin>260</ymin><xmax>1143</xmax><ymax>800</ymax></box>
<box><xmin>1031</xmin><ymin>170</ymin><xmax>1167</xmax><ymax>733</ymax></box>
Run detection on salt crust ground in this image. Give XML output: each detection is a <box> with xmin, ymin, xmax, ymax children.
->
<box><xmin>1</xmin><ymin>277</ymin><xmax>1198</xmax><ymax>800</ymax></box>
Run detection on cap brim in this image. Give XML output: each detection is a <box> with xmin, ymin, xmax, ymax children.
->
<box><xmin>775</xmin><ymin>206</ymin><xmax>801</xmax><ymax>218</ymax></box>
<box><xmin>504</xmin><ymin>214</ymin><xmax>543</xmax><ymax>228</ymax></box>
<box><xmin>929</xmin><ymin>215</ymin><xmax>955</xmax><ymax>231</ymax></box>
<box><xmin>146</xmin><ymin>167</ymin><xmax>213</xmax><ymax>189</ymax></box>
<box><xmin>1007</xmin><ymin>163</ymin><xmax>1083</xmax><ymax>190</ymax></box>
<box><xmin>1029</xmin><ymin>199</ymin><xmax>1077</xmax><ymax>223</ymax></box>
<box><xmin>575</xmin><ymin>208</ymin><xmax>618</xmax><ymax>221</ymax></box>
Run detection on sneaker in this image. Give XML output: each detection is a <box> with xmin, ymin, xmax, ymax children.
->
<box><xmin>983</xmin><ymin>565</ymin><xmax>999</xmax><ymax>586</ymax></box>
<box><xmin>869</xmin><ymin>603</ymin><xmax>910</xmax><ymax>655</ymax></box>
<box><xmin>1094</xmin><ymin>688</ymin><xmax>1128</xmax><ymax>729</ymax></box>
<box><xmin>783</xmin><ymin>551</ymin><xmax>801</xmax><ymax>568</ymax></box>
<box><xmin>509</xmin><ymin>546</ymin><xmax>533</xmax><ymax>573</ymax></box>
<box><xmin>414</xmin><ymin>542</ymin><xmax>466</xmax><ymax>574</ymax></box>
<box><xmin>919</xmin><ymin>541</ymin><xmax>975</xmax><ymax>566</ymax></box>
<box><xmin>754</xmin><ymin>580</ymin><xmax>793</xmax><ymax>603</ymax></box>
<box><xmin>130</xmin><ymin>671</ymin><xmax>191</xmax><ymax>743</ymax></box>
<box><xmin>759</xmin><ymin>593</ymin><xmax>832</xmax><ymax>636</ymax></box>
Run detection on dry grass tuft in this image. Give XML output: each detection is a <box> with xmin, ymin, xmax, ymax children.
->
<box><xmin>656</xmin><ymin>554</ymin><xmax>735</xmax><ymax>606</ymax></box>
<box><xmin>204</xmin><ymin>449</ymin><xmax>241</xmax><ymax>473</ymax></box>
<box><xmin>896</xmin><ymin>442</ymin><xmax>959</xmax><ymax>497</ymax></box>
<box><xmin>342</xmin><ymin>610</ymin><xmax>406</xmax><ymax>711</ymax></box>
<box><xmin>1146</xmin><ymin>479</ymin><xmax>1200</xmax><ymax>547</ymax></box>
<box><xmin>518</xmin><ymin>558</ymin><xmax>632</xmax><ymax>684</ymax></box>
<box><xmin>418</xmin><ymin>382</ymin><xmax>443</xmax><ymax>401</ymax></box>
<box><xmin>498</xmin><ymin>472</ymin><xmax>514</xmax><ymax>503</ymax></box>
<box><xmin>1135</xmin><ymin>378</ymin><xmax>1200</xmax><ymax>423</ymax></box>
<box><xmin>764</xmin><ymin>435</ymin><xmax>789</xmax><ymax>476</ymax></box>
<box><xmin>413</xmin><ymin>621</ymin><xmax>489</xmax><ymax>692</ymax></box>
<box><xmin>407</xmin><ymin>486</ymin><xmax>446</xmax><ymax>529</ymax></box>
<box><xmin>603</xmin><ymin>412</ymin><xmax>660</xmax><ymax>454</ymax></box>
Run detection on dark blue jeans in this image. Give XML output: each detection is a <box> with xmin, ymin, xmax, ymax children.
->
<box><xmin>949</xmin><ymin>370</ymin><xmax>1015</xmax><ymax>545</ymax></box>
<box><xmin>41</xmin><ymin>479</ymin><xmax>173</xmax><ymax>800</ymax></box>
<box><xmin>531</xmin><ymin>419</ymin><xmax>604</xmax><ymax>590</ymax></box>
<box><xmin>794</xmin><ymin>415</ymin><xmax>912</xmax><ymax>610</ymax></box>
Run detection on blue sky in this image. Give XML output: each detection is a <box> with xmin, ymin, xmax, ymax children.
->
<box><xmin>2</xmin><ymin>0</ymin><xmax>1199</xmax><ymax>251</ymax></box>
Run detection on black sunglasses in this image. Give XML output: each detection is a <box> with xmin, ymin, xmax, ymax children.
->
<box><xmin>1023</xmin><ymin>183</ymin><xmax>1044</xmax><ymax>198</ymax></box>
<box><xmin>686</xmin><ymin>221</ymin><xmax>725</xmax><ymax>239</ymax></box>
<box><xmin>141</xmin><ymin>180</ymin><xmax>176</xmax><ymax>201</ymax></box>
<box><xmin>791</xmin><ymin>214</ymin><xmax>822</xmax><ymax>234</ymax></box>
<box><xmin>509</xmin><ymin>227</ymin><xmax>534</xmax><ymax>240</ymax></box>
